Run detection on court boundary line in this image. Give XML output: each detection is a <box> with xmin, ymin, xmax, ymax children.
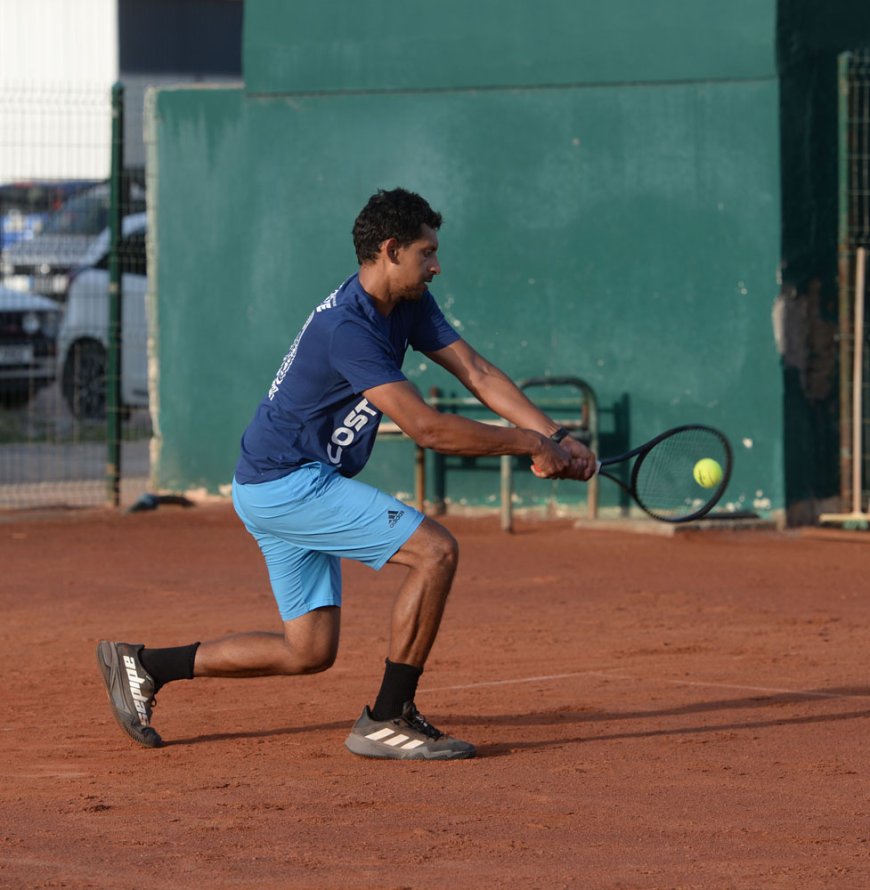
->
<box><xmin>426</xmin><ymin>669</ymin><xmax>870</xmax><ymax>700</ymax></box>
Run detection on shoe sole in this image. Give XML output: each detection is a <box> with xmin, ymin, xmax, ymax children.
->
<box><xmin>345</xmin><ymin>733</ymin><xmax>475</xmax><ymax>761</ymax></box>
<box><xmin>95</xmin><ymin>641</ymin><xmax>162</xmax><ymax>749</ymax></box>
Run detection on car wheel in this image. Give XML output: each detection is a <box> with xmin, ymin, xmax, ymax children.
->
<box><xmin>62</xmin><ymin>338</ymin><xmax>107</xmax><ymax>419</ymax></box>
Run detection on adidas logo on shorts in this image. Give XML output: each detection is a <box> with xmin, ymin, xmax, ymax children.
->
<box><xmin>387</xmin><ymin>509</ymin><xmax>404</xmax><ymax>528</ymax></box>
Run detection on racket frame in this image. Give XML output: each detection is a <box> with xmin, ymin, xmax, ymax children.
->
<box><xmin>596</xmin><ymin>424</ymin><xmax>733</xmax><ymax>523</ymax></box>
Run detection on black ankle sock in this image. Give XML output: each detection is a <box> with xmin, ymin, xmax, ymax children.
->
<box><xmin>371</xmin><ymin>659</ymin><xmax>423</xmax><ymax>721</ymax></box>
<box><xmin>139</xmin><ymin>642</ymin><xmax>200</xmax><ymax>692</ymax></box>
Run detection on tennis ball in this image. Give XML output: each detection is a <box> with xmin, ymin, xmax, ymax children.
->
<box><xmin>693</xmin><ymin>458</ymin><xmax>723</xmax><ymax>489</ymax></box>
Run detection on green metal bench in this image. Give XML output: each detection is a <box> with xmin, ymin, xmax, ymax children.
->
<box><xmin>377</xmin><ymin>375</ymin><xmax>599</xmax><ymax>531</ymax></box>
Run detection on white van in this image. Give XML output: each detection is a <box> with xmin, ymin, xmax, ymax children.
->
<box><xmin>57</xmin><ymin>213</ymin><xmax>148</xmax><ymax>419</ymax></box>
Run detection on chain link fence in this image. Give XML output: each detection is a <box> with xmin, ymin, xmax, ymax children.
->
<box><xmin>0</xmin><ymin>82</ymin><xmax>151</xmax><ymax>511</ymax></box>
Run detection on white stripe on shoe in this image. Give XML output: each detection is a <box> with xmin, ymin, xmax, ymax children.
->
<box><xmin>364</xmin><ymin>728</ymin><xmax>428</xmax><ymax>750</ymax></box>
<box><xmin>365</xmin><ymin>728</ymin><xmax>395</xmax><ymax>741</ymax></box>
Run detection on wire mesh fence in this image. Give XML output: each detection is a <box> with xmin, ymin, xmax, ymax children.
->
<box><xmin>838</xmin><ymin>50</ymin><xmax>870</xmax><ymax>512</ymax></box>
<box><xmin>0</xmin><ymin>82</ymin><xmax>151</xmax><ymax>510</ymax></box>
<box><xmin>847</xmin><ymin>52</ymin><xmax>870</xmax><ymax>251</ymax></box>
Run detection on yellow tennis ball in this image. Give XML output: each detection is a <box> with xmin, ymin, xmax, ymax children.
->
<box><xmin>693</xmin><ymin>458</ymin><xmax>723</xmax><ymax>488</ymax></box>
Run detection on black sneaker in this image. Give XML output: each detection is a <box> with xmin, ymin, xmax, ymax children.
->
<box><xmin>345</xmin><ymin>701</ymin><xmax>475</xmax><ymax>761</ymax></box>
<box><xmin>96</xmin><ymin>641</ymin><xmax>162</xmax><ymax>748</ymax></box>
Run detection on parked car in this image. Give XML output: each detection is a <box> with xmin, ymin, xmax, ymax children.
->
<box><xmin>0</xmin><ymin>179</ymin><xmax>100</xmax><ymax>251</ymax></box>
<box><xmin>0</xmin><ymin>285</ymin><xmax>62</xmax><ymax>406</ymax></box>
<box><xmin>0</xmin><ymin>178</ymin><xmax>145</xmax><ymax>301</ymax></box>
<box><xmin>57</xmin><ymin>213</ymin><xmax>149</xmax><ymax>419</ymax></box>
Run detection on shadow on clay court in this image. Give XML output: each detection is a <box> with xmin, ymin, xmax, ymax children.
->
<box><xmin>472</xmin><ymin>706</ymin><xmax>870</xmax><ymax>758</ymax></box>
<box><xmin>457</xmin><ymin>686</ymin><xmax>870</xmax><ymax>726</ymax></box>
<box><xmin>165</xmin><ymin>719</ymin><xmax>351</xmax><ymax>747</ymax></box>
<box><xmin>163</xmin><ymin>687</ymin><xmax>870</xmax><ymax>754</ymax></box>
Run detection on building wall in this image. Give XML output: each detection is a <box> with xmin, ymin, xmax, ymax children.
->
<box><xmin>149</xmin><ymin>1</ymin><xmax>785</xmax><ymax>517</ymax></box>
<box><xmin>118</xmin><ymin>0</ymin><xmax>243</xmax><ymax>169</ymax></box>
<box><xmin>0</xmin><ymin>0</ymin><xmax>118</xmax><ymax>85</ymax></box>
<box><xmin>244</xmin><ymin>0</ymin><xmax>775</xmax><ymax>91</ymax></box>
<box><xmin>0</xmin><ymin>0</ymin><xmax>242</xmax><ymax>178</ymax></box>
<box><xmin>119</xmin><ymin>0</ymin><xmax>242</xmax><ymax>76</ymax></box>
<box><xmin>0</xmin><ymin>0</ymin><xmax>116</xmax><ymax>179</ymax></box>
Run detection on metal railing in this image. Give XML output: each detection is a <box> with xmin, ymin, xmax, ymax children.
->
<box><xmin>377</xmin><ymin>377</ymin><xmax>599</xmax><ymax>530</ymax></box>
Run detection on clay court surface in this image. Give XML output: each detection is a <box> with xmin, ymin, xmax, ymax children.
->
<box><xmin>2</xmin><ymin>504</ymin><xmax>869</xmax><ymax>888</ymax></box>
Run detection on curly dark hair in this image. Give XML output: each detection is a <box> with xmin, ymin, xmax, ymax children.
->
<box><xmin>352</xmin><ymin>188</ymin><xmax>442</xmax><ymax>264</ymax></box>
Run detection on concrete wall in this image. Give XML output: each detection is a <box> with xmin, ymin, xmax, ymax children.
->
<box><xmin>149</xmin><ymin>1</ymin><xmax>786</xmax><ymax>517</ymax></box>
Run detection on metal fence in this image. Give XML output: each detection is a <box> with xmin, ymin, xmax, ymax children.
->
<box><xmin>0</xmin><ymin>83</ymin><xmax>151</xmax><ymax>511</ymax></box>
<box><xmin>837</xmin><ymin>51</ymin><xmax>870</xmax><ymax>513</ymax></box>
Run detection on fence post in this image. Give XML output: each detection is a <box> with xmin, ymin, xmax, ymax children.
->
<box><xmin>106</xmin><ymin>82</ymin><xmax>125</xmax><ymax>507</ymax></box>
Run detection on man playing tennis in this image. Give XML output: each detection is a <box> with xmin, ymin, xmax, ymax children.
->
<box><xmin>97</xmin><ymin>187</ymin><xmax>595</xmax><ymax>760</ymax></box>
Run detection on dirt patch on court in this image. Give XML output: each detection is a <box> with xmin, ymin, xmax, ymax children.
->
<box><xmin>2</xmin><ymin>503</ymin><xmax>869</xmax><ymax>888</ymax></box>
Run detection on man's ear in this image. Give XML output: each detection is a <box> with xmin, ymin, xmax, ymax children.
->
<box><xmin>382</xmin><ymin>237</ymin><xmax>400</xmax><ymax>264</ymax></box>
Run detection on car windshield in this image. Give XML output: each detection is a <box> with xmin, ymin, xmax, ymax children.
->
<box><xmin>40</xmin><ymin>190</ymin><xmax>109</xmax><ymax>236</ymax></box>
<box><xmin>0</xmin><ymin>181</ymin><xmax>97</xmax><ymax>215</ymax></box>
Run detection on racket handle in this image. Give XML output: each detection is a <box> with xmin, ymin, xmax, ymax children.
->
<box><xmin>595</xmin><ymin>460</ymin><xmax>602</xmax><ymax>474</ymax></box>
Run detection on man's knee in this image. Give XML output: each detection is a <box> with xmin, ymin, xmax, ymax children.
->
<box><xmin>390</xmin><ymin>517</ymin><xmax>459</xmax><ymax>578</ymax></box>
<box><xmin>419</xmin><ymin>521</ymin><xmax>459</xmax><ymax>574</ymax></box>
<box><xmin>435</xmin><ymin>526</ymin><xmax>459</xmax><ymax>571</ymax></box>
<box><xmin>281</xmin><ymin>607</ymin><xmax>340</xmax><ymax>674</ymax></box>
<box><xmin>298</xmin><ymin>644</ymin><xmax>337</xmax><ymax>674</ymax></box>
<box><xmin>279</xmin><ymin>636</ymin><xmax>337</xmax><ymax>674</ymax></box>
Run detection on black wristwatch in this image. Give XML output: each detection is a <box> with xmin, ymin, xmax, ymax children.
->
<box><xmin>549</xmin><ymin>426</ymin><xmax>570</xmax><ymax>443</ymax></box>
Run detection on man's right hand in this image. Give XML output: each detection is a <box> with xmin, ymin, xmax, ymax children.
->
<box><xmin>559</xmin><ymin>435</ymin><xmax>597</xmax><ymax>481</ymax></box>
<box><xmin>530</xmin><ymin>434</ymin><xmax>596</xmax><ymax>481</ymax></box>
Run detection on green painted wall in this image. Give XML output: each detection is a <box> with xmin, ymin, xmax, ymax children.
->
<box><xmin>149</xmin><ymin>0</ymin><xmax>784</xmax><ymax>511</ymax></box>
<box><xmin>245</xmin><ymin>0</ymin><xmax>776</xmax><ymax>91</ymax></box>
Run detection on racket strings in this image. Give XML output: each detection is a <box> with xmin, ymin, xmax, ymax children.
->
<box><xmin>632</xmin><ymin>428</ymin><xmax>729</xmax><ymax>520</ymax></box>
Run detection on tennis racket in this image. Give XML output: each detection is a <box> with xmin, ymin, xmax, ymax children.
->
<box><xmin>595</xmin><ymin>424</ymin><xmax>732</xmax><ymax>523</ymax></box>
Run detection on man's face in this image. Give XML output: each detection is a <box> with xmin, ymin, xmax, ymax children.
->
<box><xmin>392</xmin><ymin>224</ymin><xmax>441</xmax><ymax>300</ymax></box>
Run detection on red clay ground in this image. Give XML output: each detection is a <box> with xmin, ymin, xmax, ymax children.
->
<box><xmin>1</xmin><ymin>504</ymin><xmax>869</xmax><ymax>889</ymax></box>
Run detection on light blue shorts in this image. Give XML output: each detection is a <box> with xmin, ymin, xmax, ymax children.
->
<box><xmin>232</xmin><ymin>463</ymin><xmax>425</xmax><ymax>622</ymax></box>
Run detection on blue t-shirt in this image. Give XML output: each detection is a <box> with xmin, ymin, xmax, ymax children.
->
<box><xmin>235</xmin><ymin>274</ymin><xmax>460</xmax><ymax>483</ymax></box>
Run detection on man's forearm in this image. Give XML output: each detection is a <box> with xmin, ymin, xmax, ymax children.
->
<box><xmin>464</xmin><ymin>364</ymin><xmax>560</xmax><ymax>435</ymax></box>
<box><xmin>415</xmin><ymin>411</ymin><xmax>544</xmax><ymax>457</ymax></box>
